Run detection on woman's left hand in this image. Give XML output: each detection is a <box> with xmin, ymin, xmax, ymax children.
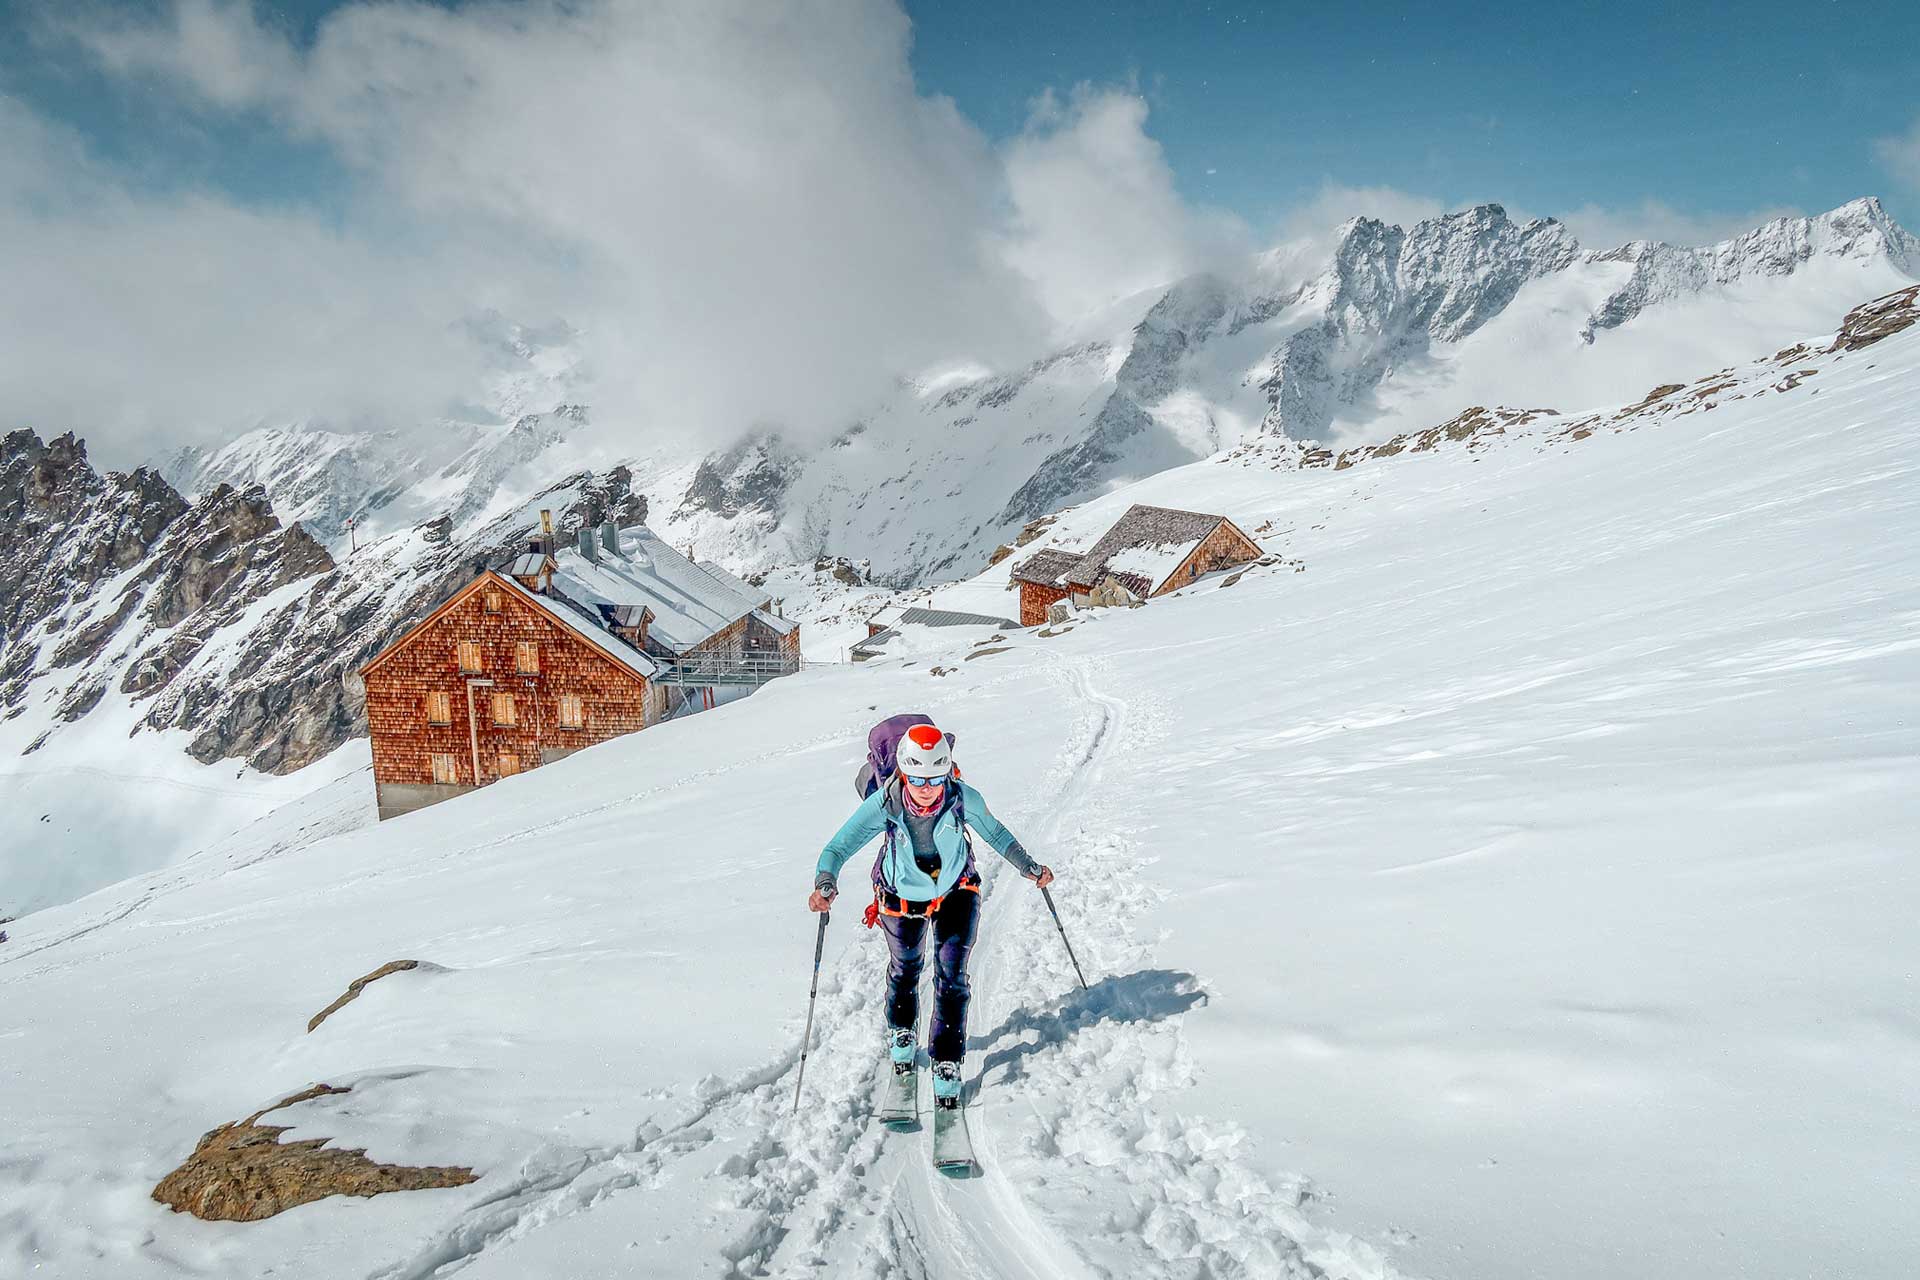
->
<box><xmin>1031</xmin><ymin>865</ymin><xmax>1055</xmax><ymax>889</ymax></box>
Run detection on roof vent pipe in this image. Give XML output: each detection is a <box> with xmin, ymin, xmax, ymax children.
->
<box><xmin>577</xmin><ymin>527</ymin><xmax>599</xmax><ymax>563</ymax></box>
<box><xmin>599</xmin><ymin>520</ymin><xmax>622</xmax><ymax>558</ymax></box>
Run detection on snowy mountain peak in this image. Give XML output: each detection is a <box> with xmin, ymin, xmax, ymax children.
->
<box><xmin>1583</xmin><ymin>197</ymin><xmax>1918</xmax><ymax>336</ymax></box>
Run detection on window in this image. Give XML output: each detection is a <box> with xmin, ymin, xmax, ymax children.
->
<box><xmin>485</xmin><ymin>592</ymin><xmax>502</xmax><ymax>614</ymax></box>
<box><xmin>558</xmin><ymin>694</ymin><xmax>584</xmax><ymax>730</ymax></box>
<box><xmin>516</xmin><ymin>642</ymin><xmax>539</xmax><ymax>675</ymax></box>
<box><xmin>497</xmin><ymin>751</ymin><xmax>520</xmax><ymax>777</ymax></box>
<box><xmin>458</xmin><ymin>641</ymin><xmax>483</xmax><ymax>673</ymax></box>
<box><xmin>425</xmin><ymin>690</ymin><xmax>452</xmax><ymax>725</ymax></box>
<box><xmin>431</xmin><ymin>753</ymin><xmax>459</xmax><ymax>785</ymax></box>
<box><xmin>490</xmin><ymin>692</ymin><xmax>517</xmax><ymax>726</ymax></box>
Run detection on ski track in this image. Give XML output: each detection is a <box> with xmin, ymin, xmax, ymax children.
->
<box><xmin>359</xmin><ymin>656</ymin><xmax>1399</xmax><ymax>1279</ymax></box>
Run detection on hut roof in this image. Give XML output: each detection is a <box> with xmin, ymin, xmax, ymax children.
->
<box><xmin>548</xmin><ymin>526</ymin><xmax>769</xmax><ymax>655</ymax></box>
<box><xmin>497</xmin><ymin>575</ymin><xmax>659</xmax><ymax>679</ymax></box>
<box><xmin>899</xmin><ymin>606</ymin><xmax>1019</xmax><ymax>629</ymax></box>
<box><xmin>1009</xmin><ymin>547</ymin><xmax>1082</xmax><ymax>587</ymax></box>
<box><xmin>1060</xmin><ymin>504</ymin><xmax>1227</xmax><ymax>591</ymax></box>
<box><xmin>507</xmin><ymin>551</ymin><xmax>554</xmax><ymax>578</ymax></box>
<box><xmin>751</xmin><ymin>607</ymin><xmax>799</xmax><ymax>637</ymax></box>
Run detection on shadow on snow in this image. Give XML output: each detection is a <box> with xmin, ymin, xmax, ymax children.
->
<box><xmin>965</xmin><ymin>968</ymin><xmax>1207</xmax><ymax>1099</ymax></box>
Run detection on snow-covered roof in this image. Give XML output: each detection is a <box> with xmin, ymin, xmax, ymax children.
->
<box><xmin>696</xmin><ymin>559</ymin><xmax>762</xmax><ymax>600</ymax></box>
<box><xmin>1061</xmin><ymin>504</ymin><xmax>1227</xmax><ymax>590</ymax></box>
<box><xmin>1009</xmin><ymin>548</ymin><xmax>1080</xmax><ymax>586</ymax></box>
<box><xmin>868</xmin><ymin>603</ymin><xmax>909</xmax><ymax>630</ymax></box>
<box><xmin>751</xmin><ymin>607</ymin><xmax>798</xmax><ymax>637</ymax></box>
<box><xmin>1105</xmin><ymin>538</ymin><xmax>1206</xmax><ymax>591</ymax></box>
<box><xmin>547</xmin><ymin>525</ymin><xmax>768</xmax><ymax>655</ymax></box>
<box><xmin>898</xmin><ymin>606</ymin><xmax>1018</xmax><ymax>629</ymax></box>
<box><xmin>850</xmin><ymin>627</ymin><xmax>898</xmax><ymax>656</ymax></box>
<box><xmin>494</xmin><ymin>574</ymin><xmax>658</xmax><ymax>679</ymax></box>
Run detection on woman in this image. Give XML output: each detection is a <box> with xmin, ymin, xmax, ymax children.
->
<box><xmin>809</xmin><ymin>722</ymin><xmax>1053</xmax><ymax>1109</ymax></box>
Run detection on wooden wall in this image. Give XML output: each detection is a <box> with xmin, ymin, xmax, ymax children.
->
<box><xmin>1019</xmin><ymin>580</ymin><xmax>1071</xmax><ymax>627</ymax></box>
<box><xmin>363</xmin><ymin>576</ymin><xmax>651</xmax><ymax>796</ymax></box>
<box><xmin>1154</xmin><ymin>522</ymin><xmax>1261</xmax><ymax>597</ymax></box>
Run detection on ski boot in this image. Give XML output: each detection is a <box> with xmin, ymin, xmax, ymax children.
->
<box><xmin>877</xmin><ymin>1027</ymin><xmax>919</xmax><ymax>1127</ymax></box>
<box><xmin>888</xmin><ymin>1027</ymin><xmax>916</xmax><ymax>1076</ymax></box>
<box><xmin>931</xmin><ymin>1059</ymin><xmax>963</xmax><ymax>1111</ymax></box>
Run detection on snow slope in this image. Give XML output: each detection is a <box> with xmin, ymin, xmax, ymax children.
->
<box><xmin>4</xmin><ymin>293</ymin><xmax>1915</xmax><ymax>1280</ymax></box>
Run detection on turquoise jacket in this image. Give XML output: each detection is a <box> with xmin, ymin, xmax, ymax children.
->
<box><xmin>817</xmin><ymin>779</ymin><xmax>1031</xmax><ymax>901</ymax></box>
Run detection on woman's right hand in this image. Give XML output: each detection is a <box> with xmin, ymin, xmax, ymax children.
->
<box><xmin>808</xmin><ymin>888</ymin><xmax>836</xmax><ymax>913</ymax></box>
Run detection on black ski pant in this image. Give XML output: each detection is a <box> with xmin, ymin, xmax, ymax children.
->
<box><xmin>879</xmin><ymin>888</ymin><xmax>980</xmax><ymax>1063</ymax></box>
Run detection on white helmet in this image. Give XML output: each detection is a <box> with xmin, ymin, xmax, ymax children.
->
<box><xmin>896</xmin><ymin>723</ymin><xmax>953</xmax><ymax>781</ymax></box>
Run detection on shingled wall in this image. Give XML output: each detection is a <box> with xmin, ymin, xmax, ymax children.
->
<box><xmin>362</xmin><ymin>573</ymin><xmax>651</xmax><ymax>820</ymax></box>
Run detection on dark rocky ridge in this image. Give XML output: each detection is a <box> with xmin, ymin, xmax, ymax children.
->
<box><xmin>2</xmin><ymin>428</ymin><xmax>653</xmax><ymax>774</ymax></box>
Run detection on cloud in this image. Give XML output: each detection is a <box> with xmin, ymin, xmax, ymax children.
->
<box><xmin>999</xmin><ymin>87</ymin><xmax>1250</xmax><ymax>325</ymax></box>
<box><xmin>1875</xmin><ymin>116</ymin><xmax>1920</xmax><ymax>192</ymax></box>
<box><xmin>60</xmin><ymin>0</ymin><xmax>300</xmax><ymax>110</ymax></box>
<box><xmin>1555</xmin><ymin>198</ymin><xmax>1805</xmax><ymax>249</ymax></box>
<box><xmin>0</xmin><ymin>96</ymin><xmax>504</xmax><ymax>460</ymax></box>
<box><xmin>23</xmin><ymin>0</ymin><xmax>1094</xmax><ymax>461</ymax></box>
<box><xmin>1274</xmin><ymin>182</ymin><xmax>1450</xmax><ymax>242</ymax></box>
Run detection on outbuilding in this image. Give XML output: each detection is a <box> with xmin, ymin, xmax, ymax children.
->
<box><xmin>1010</xmin><ymin>504</ymin><xmax>1261</xmax><ymax>625</ymax></box>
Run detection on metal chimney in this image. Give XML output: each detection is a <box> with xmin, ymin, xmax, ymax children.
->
<box><xmin>599</xmin><ymin>520</ymin><xmax>622</xmax><ymax>558</ymax></box>
<box><xmin>577</xmin><ymin>527</ymin><xmax>599</xmax><ymax>562</ymax></box>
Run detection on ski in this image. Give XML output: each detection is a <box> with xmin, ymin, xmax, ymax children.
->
<box><xmin>876</xmin><ymin>1061</ymin><xmax>919</xmax><ymax>1129</ymax></box>
<box><xmin>931</xmin><ymin>1101</ymin><xmax>978</xmax><ymax>1176</ymax></box>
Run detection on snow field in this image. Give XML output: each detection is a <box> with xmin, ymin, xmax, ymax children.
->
<box><xmin>3</xmin><ymin>311</ymin><xmax>1916</xmax><ymax>1279</ymax></box>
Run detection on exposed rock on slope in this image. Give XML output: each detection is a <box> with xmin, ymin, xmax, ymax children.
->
<box><xmin>151</xmin><ymin>1083</ymin><xmax>474</xmax><ymax>1222</ymax></box>
<box><xmin>1829</xmin><ymin>281</ymin><xmax>1920</xmax><ymax>351</ymax></box>
<box><xmin>1</xmin><ymin>432</ymin><xmax>186</xmax><ymax>707</ymax></box>
<box><xmin>308</xmin><ymin>959</ymin><xmax>429</xmax><ymax>1033</ymax></box>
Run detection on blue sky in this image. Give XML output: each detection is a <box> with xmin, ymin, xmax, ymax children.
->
<box><xmin>902</xmin><ymin>0</ymin><xmax>1920</xmax><ymax>232</ymax></box>
<box><xmin>7</xmin><ymin>0</ymin><xmax>1918</xmax><ymax>235</ymax></box>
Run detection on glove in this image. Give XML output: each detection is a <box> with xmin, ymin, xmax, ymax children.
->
<box><xmin>1026</xmin><ymin>865</ymin><xmax>1055</xmax><ymax>888</ymax></box>
<box><xmin>814</xmin><ymin>870</ymin><xmax>838</xmax><ymax>896</ymax></box>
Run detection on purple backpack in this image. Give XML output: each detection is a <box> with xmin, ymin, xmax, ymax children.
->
<box><xmin>854</xmin><ymin>713</ymin><xmax>956</xmax><ymax>798</ymax></box>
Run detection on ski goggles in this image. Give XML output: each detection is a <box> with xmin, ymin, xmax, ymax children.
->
<box><xmin>902</xmin><ymin>773</ymin><xmax>950</xmax><ymax>787</ymax></box>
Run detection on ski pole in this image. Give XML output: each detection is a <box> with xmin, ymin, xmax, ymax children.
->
<box><xmin>792</xmin><ymin>909</ymin><xmax>830</xmax><ymax>1114</ymax></box>
<box><xmin>1039</xmin><ymin>884</ymin><xmax>1088</xmax><ymax>990</ymax></box>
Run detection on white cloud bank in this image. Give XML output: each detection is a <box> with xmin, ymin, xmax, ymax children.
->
<box><xmin>9</xmin><ymin>0</ymin><xmax>1243</xmax><ymax>462</ymax></box>
<box><xmin>3</xmin><ymin>0</ymin><xmax>1882</xmax><ymax>465</ymax></box>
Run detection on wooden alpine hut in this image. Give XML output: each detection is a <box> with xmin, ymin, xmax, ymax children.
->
<box><xmin>360</xmin><ymin>511</ymin><xmax>800</xmax><ymax>821</ymax></box>
<box><xmin>1010</xmin><ymin>504</ymin><xmax>1261</xmax><ymax>626</ymax></box>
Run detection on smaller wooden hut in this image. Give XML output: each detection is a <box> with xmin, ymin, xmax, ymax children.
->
<box><xmin>1011</xmin><ymin>504</ymin><xmax>1261</xmax><ymax>625</ymax></box>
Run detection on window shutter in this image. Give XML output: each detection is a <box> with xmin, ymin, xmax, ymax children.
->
<box><xmin>485</xmin><ymin>592</ymin><xmax>502</xmax><ymax>614</ymax></box>
<box><xmin>431</xmin><ymin>753</ymin><xmax>459</xmax><ymax>785</ymax></box>
<box><xmin>491</xmin><ymin>692</ymin><xmax>517</xmax><ymax>726</ymax></box>
<box><xmin>516</xmin><ymin>642</ymin><xmax>539</xmax><ymax>674</ymax></box>
<box><xmin>458</xmin><ymin>641</ymin><xmax>483</xmax><ymax>672</ymax></box>
<box><xmin>558</xmin><ymin>694</ymin><xmax>584</xmax><ymax>729</ymax></box>
<box><xmin>498</xmin><ymin>751</ymin><xmax>520</xmax><ymax>777</ymax></box>
<box><xmin>425</xmin><ymin>691</ymin><xmax>452</xmax><ymax>724</ymax></box>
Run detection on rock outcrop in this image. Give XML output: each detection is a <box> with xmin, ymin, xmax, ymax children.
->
<box><xmin>307</xmin><ymin>960</ymin><xmax>425</xmax><ymax>1033</ymax></box>
<box><xmin>151</xmin><ymin>1083</ymin><xmax>475</xmax><ymax>1222</ymax></box>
